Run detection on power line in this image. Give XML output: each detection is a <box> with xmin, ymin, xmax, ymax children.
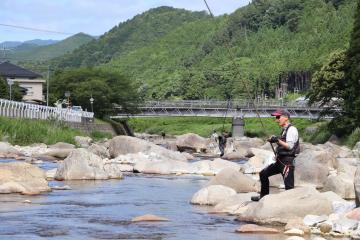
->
<box><xmin>0</xmin><ymin>23</ymin><xmax>74</xmax><ymax>35</ymax></box>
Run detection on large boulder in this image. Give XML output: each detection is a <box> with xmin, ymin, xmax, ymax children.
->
<box><xmin>134</xmin><ymin>159</ymin><xmax>190</xmax><ymax>175</ymax></box>
<box><xmin>323</xmin><ymin>173</ymin><xmax>355</xmax><ymax>199</ymax></box>
<box><xmin>88</xmin><ymin>143</ymin><xmax>110</xmax><ymax>159</ymax></box>
<box><xmin>108</xmin><ymin>136</ymin><xmax>186</xmax><ymax>162</ymax></box>
<box><xmin>49</xmin><ymin>142</ymin><xmax>75</xmax><ymax>149</ymax></box>
<box><xmin>208</xmin><ymin>167</ymin><xmax>258</xmax><ymax>193</ymax></box>
<box><xmin>0</xmin><ymin>142</ymin><xmax>21</xmax><ymax>157</ymax></box>
<box><xmin>190</xmin><ymin>185</ymin><xmax>236</xmax><ymax>205</ymax></box>
<box><xmin>55</xmin><ymin>149</ymin><xmax>122</xmax><ymax>180</ymax></box>
<box><xmin>213</xmin><ymin>192</ymin><xmax>256</xmax><ymax>214</ymax></box>
<box><xmin>237</xmin><ymin>187</ymin><xmax>333</xmax><ymax>225</ymax></box>
<box><xmin>295</xmin><ymin>149</ymin><xmax>334</xmax><ymax>188</ymax></box>
<box><xmin>0</xmin><ymin>162</ymin><xmax>50</xmax><ymax>195</ymax></box>
<box><xmin>191</xmin><ymin>158</ymin><xmax>241</xmax><ymax>175</ymax></box>
<box><xmin>175</xmin><ymin>133</ymin><xmax>209</xmax><ymax>153</ymax></box>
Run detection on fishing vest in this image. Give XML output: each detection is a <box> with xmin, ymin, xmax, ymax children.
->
<box><xmin>276</xmin><ymin>124</ymin><xmax>300</xmax><ymax>158</ymax></box>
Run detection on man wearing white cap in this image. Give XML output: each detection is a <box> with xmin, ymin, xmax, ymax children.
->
<box><xmin>251</xmin><ymin>109</ymin><xmax>300</xmax><ymax>201</ymax></box>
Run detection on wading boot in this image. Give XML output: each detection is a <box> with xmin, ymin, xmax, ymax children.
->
<box><xmin>251</xmin><ymin>195</ymin><xmax>262</xmax><ymax>202</ymax></box>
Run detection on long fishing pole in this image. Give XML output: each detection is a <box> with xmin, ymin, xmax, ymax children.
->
<box><xmin>203</xmin><ymin>0</ymin><xmax>267</xmax><ymax>132</ymax></box>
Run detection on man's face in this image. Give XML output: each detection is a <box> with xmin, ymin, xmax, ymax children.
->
<box><xmin>275</xmin><ymin>115</ymin><xmax>288</xmax><ymax>127</ymax></box>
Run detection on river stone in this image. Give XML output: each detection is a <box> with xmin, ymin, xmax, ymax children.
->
<box><xmin>134</xmin><ymin>159</ymin><xmax>190</xmax><ymax>175</ymax></box>
<box><xmin>175</xmin><ymin>133</ymin><xmax>209</xmax><ymax>153</ymax></box>
<box><xmin>294</xmin><ymin>149</ymin><xmax>333</xmax><ymax>188</ymax></box>
<box><xmin>74</xmin><ymin>136</ymin><xmax>92</xmax><ymax>148</ymax></box>
<box><xmin>0</xmin><ymin>162</ymin><xmax>50</xmax><ymax>195</ymax></box>
<box><xmin>332</xmin><ymin>217</ymin><xmax>358</xmax><ymax>233</ymax></box>
<box><xmin>235</xmin><ymin>224</ymin><xmax>279</xmax><ymax>234</ymax></box>
<box><xmin>346</xmin><ymin>208</ymin><xmax>360</xmax><ymax>220</ymax></box>
<box><xmin>190</xmin><ymin>185</ymin><xmax>236</xmax><ymax>206</ymax></box>
<box><xmin>191</xmin><ymin>158</ymin><xmax>241</xmax><ymax>175</ymax></box>
<box><xmin>55</xmin><ymin>148</ymin><xmax>122</xmax><ymax>180</ymax></box>
<box><xmin>49</xmin><ymin>142</ymin><xmax>75</xmax><ymax>149</ymax></box>
<box><xmin>237</xmin><ymin>187</ymin><xmax>333</xmax><ymax>225</ymax></box>
<box><xmin>43</xmin><ymin>148</ymin><xmax>73</xmax><ymax>159</ymax></box>
<box><xmin>213</xmin><ymin>192</ymin><xmax>256</xmax><ymax>214</ymax></box>
<box><xmin>0</xmin><ymin>142</ymin><xmax>20</xmax><ymax>155</ymax></box>
<box><xmin>285</xmin><ymin>237</ymin><xmax>305</xmax><ymax>240</ymax></box>
<box><xmin>131</xmin><ymin>214</ymin><xmax>169</xmax><ymax>222</ymax></box>
<box><xmin>318</xmin><ymin>222</ymin><xmax>332</xmax><ymax>233</ymax></box>
<box><xmin>46</xmin><ymin>168</ymin><xmax>57</xmax><ymax>179</ymax></box>
<box><xmin>108</xmin><ymin>136</ymin><xmax>186</xmax><ymax>162</ymax></box>
<box><xmin>323</xmin><ymin>173</ymin><xmax>355</xmax><ymax>199</ymax></box>
<box><xmin>284</xmin><ymin>218</ymin><xmax>310</xmax><ymax>234</ymax></box>
<box><xmin>207</xmin><ymin>167</ymin><xmax>258</xmax><ymax>193</ymax></box>
<box><xmin>284</xmin><ymin>228</ymin><xmax>304</xmax><ymax>236</ymax></box>
<box><xmin>88</xmin><ymin>143</ymin><xmax>110</xmax><ymax>159</ymax></box>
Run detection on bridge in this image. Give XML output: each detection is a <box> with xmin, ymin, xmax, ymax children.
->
<box><xmin>112</xmin><ymin>100</ymin><xmax>338</xmax><ymax>119</ymax></box>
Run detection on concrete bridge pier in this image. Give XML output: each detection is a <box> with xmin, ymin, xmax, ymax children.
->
<box><xmin>232</xmin><ymin>117</ymin><xmax>245</xmax><ymax>138</ymax></box>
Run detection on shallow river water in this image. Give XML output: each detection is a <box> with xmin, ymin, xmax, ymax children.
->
<box><xmin>0</xmin><ymin>160</ymin><xmax>283</xmax><ymax>240</ymax></box>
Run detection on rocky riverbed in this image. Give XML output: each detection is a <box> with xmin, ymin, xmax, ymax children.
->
<box><xmin>1</xmin><ymin>133</ymin><xmax>360</xmax><ymax>239</ymax></box>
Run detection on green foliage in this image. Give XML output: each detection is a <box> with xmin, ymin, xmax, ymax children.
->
<box><xmin>128</xmin><ymin>117</ymin><xmax>232</xmax><ymax>137</ymax></box>
<box><xmin>302</xmin><ymin>121</ymin><xmax>332</xmax><ymax>144</ymax></box>
<box><xmin>50</xmin><ymin>68</ymin><xmax>140</xmax><ymax>117</ymax></box>
<box><xmin>53</xmin><ymin>7</ymin><xmax>209</xmax><ymax>68</ymax></box>
<box><xmin>0</xmin><ymin>77</ymin><xmax>8</xmax><ymax>98</ymax></box>
<box><xmin>0</xmin><ymin>117</ymin><xmax>82</xmax><ymax>145</ymax></box>
<box><xmin>307</xmin><ymin>50</ymin><xmax>346</xmax><ymax>106</ymax></box>
<box><xmin>340</xmin><ymin>0</ymin><xmax>360</xmax><ymax>134</ymax></box>
<box><xmin>90</xmin><ymin>130</ymin><xmax>113</xmax><ymax>141</ymax></box>
<box><xmin>344</xmin><ymin>128</ymin><xmax>360</xmax><ymax>148</ymax></box>
<box><xmin>128</xmin><ymin>116</ymin><xmax>315</xmax><ymax>138</ymax></box>
<box><xmin>0</xmin><ymin>77</ymin><xmax>23</xmax><ymax>101</ymax></box>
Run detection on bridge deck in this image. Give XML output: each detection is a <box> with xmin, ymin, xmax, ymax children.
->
<box><xmin>112</xmin><ymin>100</ymin><xmax>338</xmax><ymax>119</ymax></box>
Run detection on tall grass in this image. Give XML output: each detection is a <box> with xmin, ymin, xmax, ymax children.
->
<box><xmin>128</xmin><ymin>117</ymin><xmax>316</xmax><ymax>139</ymax></box>
<box><xmin>0</xmin><ymin>117</ymin><xmax>83</xmax><ymax>145</ymax></box>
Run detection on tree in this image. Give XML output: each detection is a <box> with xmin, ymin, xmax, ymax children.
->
<box><xmin>336</xmin><ymin>0</ymin><xmax>360</xmax><ymax>135</ymax></box>
<box><xmin>50</xmin><ymin>68</ymin><xmax>140</xmax><ymax>117</ymax></box>
<box><xmin>0</xmin><ymin>77</ymin><xmax>9</xmax><ymax>99</ymax></box>
<box><xmin>307</xmin><ymin>50</ymin><xmax>346</xmax><ymax>107</ymax></box>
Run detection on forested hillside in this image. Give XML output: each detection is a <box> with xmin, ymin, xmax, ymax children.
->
<box><xmin>52</xmin><ymin>7</ymin><xmax>210</xmax><ymax>68</ymax></box>
<box><xmin>8</xmin><ymin>33</ymin><xmax>94</xmax><ymax>62</ymax></box>
<box><xmin>51</xmin><ymin>0</ymin><xmax>356</xmax><ymax>100</ymax></box>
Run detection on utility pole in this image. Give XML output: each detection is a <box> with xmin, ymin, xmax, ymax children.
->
<box><xmin>46</xmin><ymin>66</ymin><xmax>50</xmax><ymax>106</ymax></box>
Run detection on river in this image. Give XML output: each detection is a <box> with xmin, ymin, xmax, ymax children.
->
<box><xmin>0</xmin><ymin>159</ymin><xmax>281</xmax><ymax>240</ymax></box>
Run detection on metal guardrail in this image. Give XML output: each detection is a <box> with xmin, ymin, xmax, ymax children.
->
<box><xmin>0</xmin><ymin>98</ymin><xmax>94</xmax><ymax>123</ymax></box>
<box><xmin>113</xmin><ymin>100</ymin><xmax>337</xmax><ymax>119</ymax></box>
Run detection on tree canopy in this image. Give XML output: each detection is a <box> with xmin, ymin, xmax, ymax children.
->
<box><xmin>50</xmin><ymin>68</ymin><xmax>140</xmax><ymax>117</ymax></box>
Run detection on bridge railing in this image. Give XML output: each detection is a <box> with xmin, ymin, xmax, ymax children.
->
<box><xmin>0</xmin><ymin>98</ymin><xmax>94</xmax><ymax>123</ymax></box>
<box><xmin>141</xmin><ymin>100</ymin><xmax>318</xmax><ymax>109</ymax></box>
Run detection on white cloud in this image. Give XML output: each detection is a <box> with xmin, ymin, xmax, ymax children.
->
<box><xmin>0</xmin><ymin>0</ymin><xmax>250</xmax><ymax>42</ymax></box>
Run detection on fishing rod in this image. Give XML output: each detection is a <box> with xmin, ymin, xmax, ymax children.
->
<box><xmin>203</xmin><ymin>0</ymin><xmax>267</xmax><ymax>132</ymax></box>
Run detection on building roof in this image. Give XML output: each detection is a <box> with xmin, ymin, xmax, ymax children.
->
<box><xmin>0</xmin><ymin>61</ymin><xmax>42</xmax><ymax>79</ymax></box>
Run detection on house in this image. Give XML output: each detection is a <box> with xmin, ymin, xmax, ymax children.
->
<box><xmin>0</xmin><ymin>61</ymin><xmax>45</xmax><ymax>103</ymax></box>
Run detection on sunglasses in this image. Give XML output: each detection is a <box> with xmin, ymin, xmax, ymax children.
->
<box><xmin>275</xmin><ymin>116</ymin><xmax>281</xmax><ymax>119</ymax></box>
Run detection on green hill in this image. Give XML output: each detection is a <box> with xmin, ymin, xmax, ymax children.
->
<box><xmin>53</xmin><ymin>7</ymin><xmax>210</xmax><ymax>68</ymax></box>
<box><xmin>9</xmin><ymin>33</ymin><xmax>94</xmax><ymax>61</ymax></box>
<box><xmin>52</xmin><ymin>0</ymin><xmax>356</xmax><ymax>100</ymax></box>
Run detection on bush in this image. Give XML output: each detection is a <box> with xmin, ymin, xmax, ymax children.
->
<box><xmin>90</xmin><ymin>131</ymin><xmax>113</xmax><ymax>141</ymax></box>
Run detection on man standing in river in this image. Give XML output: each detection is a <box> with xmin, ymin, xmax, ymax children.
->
<box><xmin>251</xmin><ymin>109</ymin><xmax>300</xmax><ymax>201</ymax></box>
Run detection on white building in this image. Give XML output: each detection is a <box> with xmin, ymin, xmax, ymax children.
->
<box><xmin>0</xmin><ymin>61</ymin><xmax>45</xmax><ymax>104</ymax></box>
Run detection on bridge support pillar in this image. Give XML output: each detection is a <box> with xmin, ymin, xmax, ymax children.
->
<box><xmin>232</xmin><ymin>117</ymin><xmax>244</xmax><ymax>138</ymax></box>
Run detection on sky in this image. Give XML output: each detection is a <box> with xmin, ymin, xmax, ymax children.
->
<box><xmin>0</xmin><ymin>0</ymin><xmax>251</xmax><ymax>43</ymax></box>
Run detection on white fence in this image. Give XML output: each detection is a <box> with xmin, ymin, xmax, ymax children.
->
<box><xmin>0</xmin><ymin>98</ymin><xmax>94</xmax><ymax>123</ymax></box>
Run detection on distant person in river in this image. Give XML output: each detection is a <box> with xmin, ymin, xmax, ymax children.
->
<box><xmin>211</xmin><ymin>130</ymin><xmax>219</xmax><ymax>144</ymax></box>
<box><xmin>218</xmin><ymin>131</ymin><xmax>230</xmax><ymax>157</ymax></box>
